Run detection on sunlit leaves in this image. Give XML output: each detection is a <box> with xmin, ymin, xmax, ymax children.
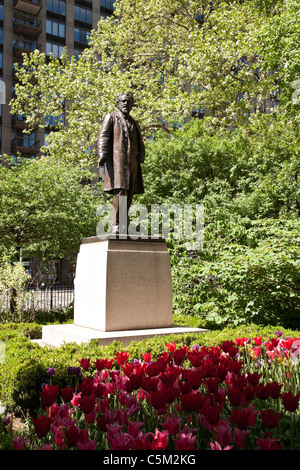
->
<box><xmin>10</xmin><ymin>0</ymin><xmax>290</xmax><ymax>166</ymax></box>
<box><xmin>0</xmin><ymin>157</ymin><xmax>103</xmax><ymax>261</ymax></box>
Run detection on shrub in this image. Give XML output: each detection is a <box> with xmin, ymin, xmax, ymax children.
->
<box><xmin>172</xmin><ymin>218</ymin><xmax>300</xmax><ymax>328</ymax></box>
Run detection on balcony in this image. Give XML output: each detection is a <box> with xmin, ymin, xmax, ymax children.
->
<box><xmin>11</xmin><ymin>136</ymin><xmax>40</xmax><ymax>155</ymax></box>
<box><xmin>14</xmin><ymin>0</ymin><xmax>42</xmax><ymax>16</ymax></box>
<box><xmin>13</xmin><ymin>15</ymin><xmax>42</xmax><ymax>38</ymax></box>
<box><xmin>12</xmin><ymin>113</ymin><xmax>39</xmax><ymax>130</ymax></box>
<box><xmin>12</xmin><ymin>113</ymin><xmax>28</xmax><ymax>130</ymax></box>
<box><xmin>13</xmin><ymin>39</ymin><xmax>39</xmax><ymax>58</ymax></box>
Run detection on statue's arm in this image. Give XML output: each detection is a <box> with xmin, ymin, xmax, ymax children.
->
<box><xmin>97</xmin><ymin>114</ymin><xmax>113</xmax><ymax>166</ymax></box>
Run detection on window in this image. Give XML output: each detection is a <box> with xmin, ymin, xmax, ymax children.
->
<box><xmin>46</xmin><ymin>19</ymin><xmax>65</xmax><ymax>38</ymax></box>
<box><xmin>0</xmin><ymin>80</ymin><xmax>4</xmax><ymax>105</ymax></box>
<box><xmin>74</xmin><ymin>27</ymin><xmax>91</xmax><ymax>45</ymax></box>
<box><xmin>46</xmin><ymin>0</ymin><xmax>66</xmax><ymax>15</ymax></box>
<box><xmin>46</xmin><ymin>42</ymin><xmax>65</xmax><ymax>58</ymax></box>
<box><xmin>74</xmin><ymin>6</ymin><xmax>92</xmax><ymax>24</ymax></box>
<box><xmin>100</xmin><ymin>0</ymin><xmax>115</xmax><ymax>10</ymax></box>
<box><xmin>15</xmin><ymin>131</ymin><xmax>37</xmax><ymax>147</ymax></box>
<box><xmin>73</xmin><ymin>49</ymin><xmax>83</xmax><ymax>60</ymax></box>
<box><xmin>0</xmin><ymin>5</ymin><xmax>3</xmax><ymax>20</ymax></box>
<box><xmin>0</xmin><ymin>29</ymin><xmax>3</xmax><ymax>44</ymax></box>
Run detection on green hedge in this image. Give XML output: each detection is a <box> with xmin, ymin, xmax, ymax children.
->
<box><xmin>1</xmin><ymin>320</ymin><xmax>299</xmax><ymax>417</ymax></box>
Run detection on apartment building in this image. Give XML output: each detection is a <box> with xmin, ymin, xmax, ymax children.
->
<box><xmin>0</xmin><ymin>1</ymin><xmax>114</xmax><ymax>286</ymax></box>
<box><xmin>0</xmin><ymin>0</ymin><xmax>115</xmax><ymax>158</ymax></box>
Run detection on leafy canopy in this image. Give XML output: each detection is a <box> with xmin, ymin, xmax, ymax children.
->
<box><xmin>10</xmin><ymin>0</ymin><xmax>297</xmax><ymax>165</ymax></box>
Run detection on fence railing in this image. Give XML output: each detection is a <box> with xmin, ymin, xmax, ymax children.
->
<box><xmin>0</xmin><ymin>285</ymin><xmax>74</xmax><ymax>313</ymax></box>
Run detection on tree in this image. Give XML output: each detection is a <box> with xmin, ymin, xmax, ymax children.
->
<box><xmin>138</xmin><ymin>114</ymin><xmax>300</xmax><ymax>218</ymax></box>
<box><xmin>0</xmin><ymin>156</ymin><xmax>103</xmax><ymax>262</ymax></box>
<box><xmin>258</xmin><ymin>0</ymin><xmax>300</xmax><ymax>126</ymax></box>
<box><xmin>0</xmin><ymin>259</ymin><xmax>32</xmax><ymax>321</ymax></box>
<box><xmin>10</xmin><ymin>0</ymin><xmax>282</xmax><ymax>166</ymax></box>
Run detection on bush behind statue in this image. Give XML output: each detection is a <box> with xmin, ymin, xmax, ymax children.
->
<box><xmin>139</xmin><ymin>117</ymin><xmax>300</xmax><ymax>328</ymax></box>
<box><xmin>171</xmin><ymin>218</ymin><xmax>300</xmax><ymax>328</ymax></box>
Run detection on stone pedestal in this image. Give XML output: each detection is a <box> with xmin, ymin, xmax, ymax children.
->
<box><xmin>37</xmin><ymin>235</ymin><xmax>208</xmax><ymax>347</ymax></box>
<box><xmin>74</xmin><ymin>235</ymin><xmax>173</xmax><ymax>331</ymax></box>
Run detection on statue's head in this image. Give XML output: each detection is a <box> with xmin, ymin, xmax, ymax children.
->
<box><xmin>116</xmin><ymin>92</ymin><xmax>134</xmax><ymax>117</ymax></box>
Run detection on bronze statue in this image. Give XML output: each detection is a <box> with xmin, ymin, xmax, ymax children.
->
<box><xmin>97</xmin><ymin>92</ymin><xmax>145</xmax><ymax>234</ymax></box>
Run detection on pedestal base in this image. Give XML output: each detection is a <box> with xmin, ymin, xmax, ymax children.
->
<box><xmin>36</xmin><ymin>235</ymin><xmax>208</xmax><ymax>348</ymax></box>
<box><xmin>35</xmin><ymin>323</ymin><xmax>208</xmax><ymax>348</ymax></box>
<box><xmin>74</xmin><ymin>236</ymin><xmax>173</xmax><ymax>331</ymax></box>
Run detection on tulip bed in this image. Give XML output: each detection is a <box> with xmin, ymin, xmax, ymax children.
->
<box><xmin>8</xmin><ymin>331</ymin><xmax>300</xmax><ymax>450</ymax></box>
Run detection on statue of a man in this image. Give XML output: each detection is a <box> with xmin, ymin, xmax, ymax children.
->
<box><xmin>97</xmin><ymin>92</ymin><xmax>145</xmax><ymax>234</ymax></box>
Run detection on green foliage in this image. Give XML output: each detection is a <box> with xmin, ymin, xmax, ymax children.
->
<box><xmin>258</xmin><ymin>0</ymin><xmax>300</xmax><ymax>125</ymax></box>
<box><xmin>0</xmin><ymin>260</ymin><xmax>31</xmax><ymax>322</ymax></box>
<box><xmin>10</xmin><ymin>0</ymin><xmax>292</xmax><ymax>165</ymax></box>
<box><xmin>139</xmin><ymin>115</ymin><xmax>300</xmax><ymax>217</ymax></box>
<box><xmin>0</xmin><ymin>156</ymin><xmax>103</xmax><ymax>261</ymax></box>
<box><xmin>172</xmin><ymin>218</ymin><xmax>300</xmax><ymax>328</ymax></box>
<box><xmin>136</xmin><ymin>115</ymin><xmax>300</xmax><ymax>328</ymax></box>
<box><xmin>29</xmin><ymin>307</ymin><xmax>74</xmax><ymax>326</ymax></box>
<box><xmin>0</xmin><ymin>418</ymin><xmax>13</xmax><ymax>450</ymax></box>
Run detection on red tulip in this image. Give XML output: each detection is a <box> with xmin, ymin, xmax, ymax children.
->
<box><xmin>80</xmin><ymin>376</ymin><xmax>94</xmax><ymax>397</ymax></box>
<box><xmin>255</xmin><ymin>383</ymin><xmax>270</xmax><ymax>400</ymax></box>
<box><xmin>246</xmin><ymin>372</ymin><xmax>262</xmax><ymax>387</ymax></box>
<box><xmin>228</xmin><ymin>387</ymin><xmax>245</xmax><ymax>407</ymax></box>
<box><xmin>32</xmin><ymin>414</ymin><xmax>52</xmax><ymax>438</ymax></box>
<box><xmin>281</xmin><ymin>391</ymin><xmax>300</xmax><ymax>412</ymax></box>
<box><xmin>253</xmin><ymin>336</ymin><xmax>263</xmax><ymax>346</ymax></box>
<box><xmin>93</xmin><ymin>359</ymin><xmax>107</xmax><ymax>371</ymax></box>
<box><xmin>235</xmin><ymin>337</ymin><xmax>249</xmax><ymax>347</ymax></box>
<box><xmin>165</xmin><ymin>342</ymin><xmax>177</xmax><ymax>353</ymax></box>
<box><xmin>266</xmin><ymin>381</ymin><xmax>282</xmax><ymax>399</ymax></box>
<box><xmin>60</xmin><ymin>386</ymin><xmax>75</xmax><ymax>403</ymax></box>
<box><xmin>230</xmin><ymin>408</ymin><xmax>249</xmax><ymax>430</ymax></box>
<box><xmin>201</xmin><ymin>403</ymin><xmax>222</xmax><ymax>426</ymax></box>
<box><xmin>79</xmin><ymin>358</ymin><xmax>90</xmax><ymax>371</ymax></box>
<box><xmin>115</xmin><ymin>351</ymin><xmax>130</xmax><ymax>366</ymax></box>
<box><xmin>174</xmin><ymin>431</ymin><xmax>197</xmax><ymax>450</ymax></box>
<box><xmin>40</xmin><ymin>384</ymin><xmax>59</xmax><ymax>408</ymax></box>
<box><xmin>79</xmin><ymin>395</ymin><xmax>96</xmax><ymax>414</ymax></box>
<box><xmin>150</xmin><ymin>428</ymin><xmax>169</xmax><ymax>450</ymax></box>
<box><xmin>260</xmin><ymin>409</ymin><xmax>281</xmax><ymax>429</ymax></box>
<box><xmin>220</xmin><ymin>340</ymin><xmax>238</xmax><ymax>357</ymax></box>
<box><xmin>256</xmin><ymin>436</ymin><xmax>284</xmax><ymax>450</ymax></box>
<box><xmin>142</xmin><ymin>352</ymin><xmax>152</xmax><ymax>363</ymax></box>
<box><xmin>65</xmin><ymin>422</ymin><xmax>80</xmax><ymax>447</ymax></box>
<box><xmin>173</xmin><ymin>346</ymin><xmax>189</xmax><ymax>365</ymax></box>
<box><xmin>180</xmin><ymin>391</ymin><xmax>205</xmax><ymax>413</ymax></box>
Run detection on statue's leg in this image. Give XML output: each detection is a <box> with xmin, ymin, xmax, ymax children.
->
<box><xmin>112</xmin><ymin>188</ymin><xmax>128</xmax><ymax>233</ymax></box>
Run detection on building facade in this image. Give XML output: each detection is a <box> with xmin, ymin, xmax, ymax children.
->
<box><xmin>0</xmin><ymin>0</ymin><xmax>114</xmax><ymax>286</ymax></box>
<box><xmin>0</xmin><ymin>0</ymin><xmax>115</xmax><ymax>158</ymax></box>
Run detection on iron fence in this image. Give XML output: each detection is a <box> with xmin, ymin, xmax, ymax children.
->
<box><xmin>0</xmin><ymin>285</ymin><xmax>74</xmax><ymax>313</ymax></box>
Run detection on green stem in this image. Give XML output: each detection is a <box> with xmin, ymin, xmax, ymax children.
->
<box><xmin>290</xmin><ymin>413</ymin><xmax>294</xmax><ymax>450</ymax></box>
